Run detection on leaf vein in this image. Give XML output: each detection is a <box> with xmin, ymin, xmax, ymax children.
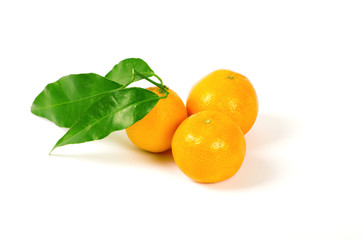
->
<box><xmin>58</xmin><ymin>96</ymin><xmax>160</xmax><ymax>146</ymax></box>
<box><xmin>32</xmin><ymin>87</ymin><xmax>123</xmax><ymax>111</ymax></box>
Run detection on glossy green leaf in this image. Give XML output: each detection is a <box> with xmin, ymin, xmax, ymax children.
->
<box><xmin>105</xmin><ymin>58</ymin><xmax>155</xmax><ymax>85</ymax></box>
<box><xmin>51</xmin><ymin>87</ymin><xmax>160</xmax><ymax>153</ymax></box>
<box><xmin>31</xmin><ymin>73</ymin><xmax>122</xmax><ymax>128</ymax></box>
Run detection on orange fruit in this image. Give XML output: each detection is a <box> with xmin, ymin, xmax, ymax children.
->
<box><xmin>186</xmin><ymin>69</ymin><xmax>258</xmax><ymax>134</ymax></box>
<box><xmin>126</xmin><ymin>87</ymin><xmax>188</xmax><ymax>153</ymax></box>
<box><xmin>171</xmin><ymin>110</ymin><xmax>246</xmax><ymax>183</ymax></box>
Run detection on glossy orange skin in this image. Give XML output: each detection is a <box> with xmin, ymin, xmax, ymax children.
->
<box><xmin>171</xmin><ymin>110</ymin><xmax>246</xmax><ymax>183</ymax></box>
<box><xmin>186</xmin><ymin>69</ymin><xmax>258</xmax><ymax>134</ymax></box>
<box><xmin>126</xmin><ymin>87</ymin><xmax>188</xmax><ymax>153</ymax></box>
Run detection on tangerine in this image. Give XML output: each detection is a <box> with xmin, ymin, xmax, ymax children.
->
<box><xmin>171</xmin><ymin>110</ymin><xmax>246</xmax><ymax>183</ymax></box>
<box><xmin>186</xmin><ymin>69</ymin><xmax>258</xmax><ymax>134</ymax></box>
<box><xmin>126</xmin><ymin>87</ymin><xmax>188</xmax><ymax>153</ymax></box>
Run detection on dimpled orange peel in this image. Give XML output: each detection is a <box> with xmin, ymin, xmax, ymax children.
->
<box><xmin>126</xmin><ymin>87</ymin><xmax>188</xmax><ymax>153</ymax></box>
<box><xmin>186</xmin><ymin>69</ymin><xmax>258</xmax><ymax>134</ymax></box>
<box><xmin>171</xmin><ymin>110</ymin><xmax>246</xmax><ymax>183</ymax></box>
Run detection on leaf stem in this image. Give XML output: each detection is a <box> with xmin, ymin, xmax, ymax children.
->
<box><xmin>135</xmin><ymin>71</ymin><xmax>169</xmax><ymax>98</ymax></box>
<box><xmin>154</xmin><ymin>74</ymin><xmax>163</xmax><ymax>85</ymax></box>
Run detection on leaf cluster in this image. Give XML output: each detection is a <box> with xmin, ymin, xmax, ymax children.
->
<box><xmin>31</xmin><ymin>58</ymin><xmax>168</xmax><ymax>153</ymax></box>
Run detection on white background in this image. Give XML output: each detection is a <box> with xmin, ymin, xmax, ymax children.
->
<box><xmin>1</xmin><ymin>0</ymin><xmax>361</xmax><ymax>239</ymax></box>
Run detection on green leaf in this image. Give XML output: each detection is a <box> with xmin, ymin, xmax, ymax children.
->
<box><xmin>50</xmin><ymin>87</ymin><xmax>160</xmax><ymax>153</ymax></box>
<box><xmin>31</xmin><ymin>73</ymin><xmax>122</xmax><ymax>128</ymax></box>
<box><xmin>105</xmin><ymin>58</ymin><xmax>155</xmax><ymax>85</ymax></box>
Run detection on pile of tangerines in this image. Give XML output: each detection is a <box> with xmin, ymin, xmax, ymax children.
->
<box><xmin>127</xmin><ymin>70</ymin><xmax>258</xmax><ymax>183</ymax></box>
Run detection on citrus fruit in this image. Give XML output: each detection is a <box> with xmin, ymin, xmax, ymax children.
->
<box><xmin>186</xmin><ymin>69</ymin><xmax>258</xmax><ymax>134</ymax></box>
<box><xmin>126</xmin><ymin>87</ymin><xmax>188</xmax><ymax>153</ymax></box>
<box><xmin>171</xmin><ymin>110</ymin><xmax>246</xmax><ymax>183</ymax></box>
